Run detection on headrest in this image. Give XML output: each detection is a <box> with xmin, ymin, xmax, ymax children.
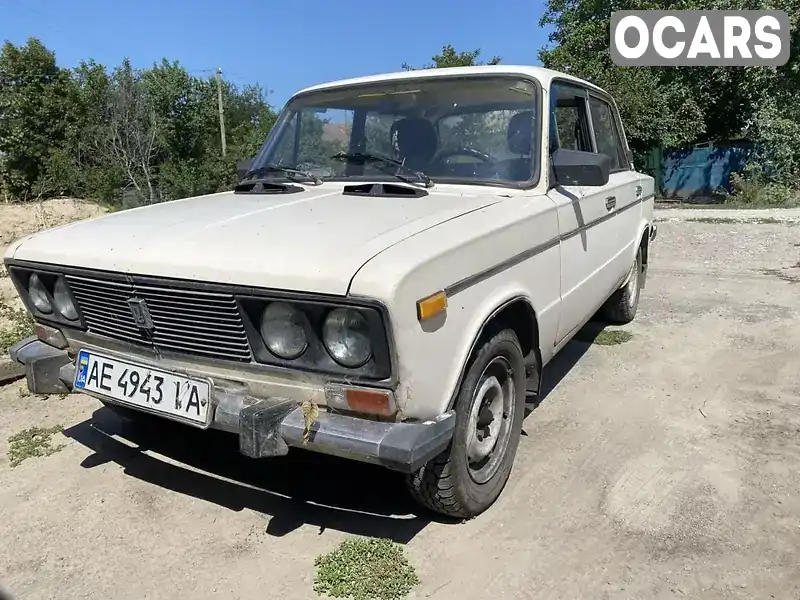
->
<box><xmin>507</xmin><ymin>111</ymin><xmax>534</xmax><ymax>155</ymax></box>
<box><xmin>390</xmin><ymin>117</ymin><xmax>438</xmax><ymax>165</ymax></box>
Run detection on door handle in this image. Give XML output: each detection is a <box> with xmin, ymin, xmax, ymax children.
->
<box><xmin>605</xmin><ymin>196</ymin><xmax>616</xmax><ymax>211</ymax></box>
<box><xmin>635</xmin><ymin>185</ymin><xmax>643</xmax><ymax>198</ymax></box>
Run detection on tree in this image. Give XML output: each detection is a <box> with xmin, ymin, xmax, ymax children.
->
<box><xmin>401</xmin><ymin>45</ymin><xmax>508</xmax><ymax>158</ymax></box>
<box><xmin>63</xmin><ymin>59</ymin><xmax>121</xmax><ymax>201</ymax></box>
<box><xmin>539</xmin><ymin>0</ymin><xmax>800</xmax><ymax>184</ymax></box>
<box><xmin>103</xmin><ymin>59</ymin><xmax>163</xmax><ymax>202</ymax></box>
<box><xmin>226</xmin><ymin>82</ymin><xmax>278</xmax><ymax>160</ymax></box>
<box><xmin>0</xmin><ymin>38</ymin><xmax>75</xmax><ymax>199</ymax></box>
<box><xmin>0</xmin><ymin>38</ymin><xmax>283</xmax><ymax>204</ymax></box>
<box><xmin>538</xmin><ymin>3</ymin><xmax>706</xmax><ymax>155</ymax></box>
<box><xmin>402</xmin><ymin>44</ymin><xmax>501</xmax><ymax>70</ymax></box>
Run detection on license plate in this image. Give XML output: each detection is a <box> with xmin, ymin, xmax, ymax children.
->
<box><xmin>74</xmin><ymin>350</ymin><xmax>212</xmax><ymax>427</ymax></box>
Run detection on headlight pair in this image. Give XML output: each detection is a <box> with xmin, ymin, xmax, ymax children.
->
<box><xmin>25</xmin><ymin>272</ymin><xmax>79</xmax><ymax>321</ymax></box>
<box><xmin>258</xmin><ymin>302</ymin><xmax>373</xmax><ymax>368</ymax></box>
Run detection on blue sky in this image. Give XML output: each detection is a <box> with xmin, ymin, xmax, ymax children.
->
<box><xmin>1</xmin><ymin>0</ymin><xmax>553</xmax><ymax>107</ymax></box>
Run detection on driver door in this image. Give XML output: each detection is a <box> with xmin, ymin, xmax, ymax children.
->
<box><xmin>547</xmin><ymin>82</ymin><xmax>637</xmax><ymax>344</ymax></box>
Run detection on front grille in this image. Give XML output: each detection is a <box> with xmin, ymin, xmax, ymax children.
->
<box><xmin>66</xmin><ymin>274</ymin><xmax>253</xmax><ymax>362</ymax></box>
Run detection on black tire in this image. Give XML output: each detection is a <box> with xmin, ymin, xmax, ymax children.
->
<box><xmin>406</xmin><ymin>329</ymin><xmax>527</xmax><ymax>519</ymax></box>
<box><xmin>600</xmin><ymin>246</ymin><xmax>643</xmax><ymax>324</ymax></box>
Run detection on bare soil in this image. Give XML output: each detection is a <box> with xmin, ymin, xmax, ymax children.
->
<box><xmin>0</xmin><ymin>203</ymin><xmax>798</xmax><ymax>600</ymax></box>
<box><xmin>0</xmin><ymin>198</ymin><xmax>106</xmax><ymax>324</ymax></box>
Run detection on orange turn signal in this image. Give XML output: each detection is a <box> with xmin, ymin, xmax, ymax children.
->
<box><xmin>416</xmin><ymin>291</ymin><xmax>447</xmax><ymax>321</ymax></box>
<box><xmin>345</xmin><ymin>389</ymin><xmax>393</xmax><ymax>417</ymax></box>
<box><xmin>324</xmin><ymin>384</ymin><xmax>396</xmax><ymax>417</ymax></box>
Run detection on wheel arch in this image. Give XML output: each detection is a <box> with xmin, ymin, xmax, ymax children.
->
<box><xmin>636</xmin><ymin>221</ymin><xmax>651</xmax><ymax>266</ymax></box>
<box><xmin>639</xmin><ymin>224</ymin><xmax>650</xmax><ymax>265</ymax></box>
<box><xmin>446</xmin><ymin>295</ymin><xmax>541</xmax><ymax>411</ymax></box>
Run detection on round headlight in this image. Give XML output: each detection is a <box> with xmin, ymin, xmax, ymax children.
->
<box><xmin>28</xmin><ymin>273</ymin><xmax>52</xmax><ymax>314</ymax></box>
<box><xmin>322</xmin><ymin>308</ymin><xmax>372</xmax><ymax>368</ymax></box>
<box><xmin>260</xmin><ymin>302</ymin><xmax>308</xmax><ymax>359</ymax></box>
<box><xmin>53</xmin><ymin>278</ymin><xmax>78</xmax><ymax>320</ymax></box>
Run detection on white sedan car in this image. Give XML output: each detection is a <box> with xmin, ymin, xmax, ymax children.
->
<box><xmin>7</xmin><ymin>65</ymin><xmax>655</xmax><ymax>518</ymax></box>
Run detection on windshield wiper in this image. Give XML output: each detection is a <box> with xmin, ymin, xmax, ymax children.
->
<box><xmin>330</xmin><ymin>151</ymin><xmax>433</xmax><ymax>188</ymax></box>
<box><xmin>243</xmin><ymin>164</ymin><xmax>322</xmax><ymax>186</ymax></box>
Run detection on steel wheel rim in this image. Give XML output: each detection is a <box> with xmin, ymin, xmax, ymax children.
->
<box><xmin>625</xmin><ymin>252</ymin><xmax>641</xmax><ymax>309</ymax></box>
<box><xmin>465</xmin><ymin>355</ymin><xmax>516</xmax><ymax>484</ymax></box>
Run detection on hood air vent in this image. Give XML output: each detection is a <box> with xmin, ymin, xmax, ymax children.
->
<box><xmin>342</xmin><ymin>183</ymin><xmax>428</xmax><ymax>198</ymax></box>
<box><xmin>234</xmin><ymin>181</ymin><xmax>304</xmax><ymax>194</ymax></box>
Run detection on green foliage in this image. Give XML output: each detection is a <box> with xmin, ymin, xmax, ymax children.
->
<box><xmin>313</xmin><ymin>538</ymin><xmax>420</xmax><ymax>600</ymax></box>
<box><xmin>402</xmin><ymin>44</ymin><xmax>501</xmax><ymax>70</ymax></box>
<box><xmin>0</xmin><ymin>299</ymin><xmax>35</xmax><ymax>353</ymax></box>
<box><xmin>539</xmin><ymin>0</ymin><xmax>800</xmax><ymax>189</ymax></box>
<box><xmin>5</xmin><ymin>33</ymin><xmax>800</xmax><ymax>203</ymax></box>
<box><xmin>0</xmin><ymin>38</ymin><xmax>76</xmax><ymax>199</ymax></box>
<box><xmin>729</xmin><ymin>163</ymin><xmax>798</xmax><ymax>207</ymax></box>
<box><xmin>0</xmin><ymin>38</ymin><xmax>278</xmax><ymax>205</ymax></box>
<box><xmin>8</xmin><ymin>425</ymin><xmax>65</xmax><ymax>467</ymax></box>
<box><xmin>592</xmin><ymin>330</ymin><xmax>634</xmax><ymax>346</ymax></box>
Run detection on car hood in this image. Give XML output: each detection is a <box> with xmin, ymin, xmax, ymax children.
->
<box><xmin>7</xmin><ymin>184</ymin><xmax>503</xmax><ymax>295</ymax></box>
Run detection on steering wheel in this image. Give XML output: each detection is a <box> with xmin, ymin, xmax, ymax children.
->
<box><xmin>432</xmin><ymin>147</ymin><xmax>493</xmax><ymax>165</ymax></box>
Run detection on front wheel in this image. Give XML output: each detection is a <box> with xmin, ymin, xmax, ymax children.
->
<box><xmin>406</xmin><ymin>329</ymin><xmax>527</xmax><ymax>519</ymax></box>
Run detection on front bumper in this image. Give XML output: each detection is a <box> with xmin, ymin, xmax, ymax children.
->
<box><xmin>10</xmin><ymin>337</ymin><xmax>455</xmax><ymax>473</ymax></box>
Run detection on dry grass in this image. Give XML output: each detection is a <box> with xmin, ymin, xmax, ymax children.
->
<box><xmin>0</xmin><ymin>198</ymin><xmax>106</xmax><ymax>246</ymax></box>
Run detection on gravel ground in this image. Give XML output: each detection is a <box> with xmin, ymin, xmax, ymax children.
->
<box><xmin>1</xmin><ymin>208</ymin><xmax>799</xmax><ymax>600</ymax></box>
<box><xmin>656</xmin><ymin>206</ymin><xmax>800</xmax><ymax>223</ymax></box>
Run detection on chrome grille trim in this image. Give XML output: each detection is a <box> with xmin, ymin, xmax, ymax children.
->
<box><xmin>65</xmin><ymin>274</ymin><xmax>253</xmax><ymax>362</ymax></box>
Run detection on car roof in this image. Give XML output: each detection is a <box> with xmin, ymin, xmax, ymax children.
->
<box><xmin>291</xmin><ymin>65</ymin><xmax>607</xmax><ymax>99</ymax></box>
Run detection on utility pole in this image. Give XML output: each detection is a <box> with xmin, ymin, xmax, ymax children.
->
<box><xmin>215</xmin><ymin>68</ymin><xmax>227</xmax><ymax>156</ymax></box>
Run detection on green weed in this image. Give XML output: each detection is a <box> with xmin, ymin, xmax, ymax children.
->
<box><xmin>8</xmin><ymin>425</ymin><xmax>65</xmax><ymax>467</ymax></box>
<box><xmin>592</xmin><ymin>330</ymin><xmax>634</xmax><ymax>346</ymax></box>
<box><xmin>0</xmin><ymin>299</ymin><xmax>34</xmax><ymax>354</ymax></box>
<box><xmin>314</xmin><ymin>538</ymin><xmax>420</xmax><ymax>600</ymax></box>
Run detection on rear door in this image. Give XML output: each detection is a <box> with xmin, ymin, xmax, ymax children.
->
<box><xmin>547</xmin><ymin>82</ymin><xmax>639</xmax><ymax>344</ymax></box>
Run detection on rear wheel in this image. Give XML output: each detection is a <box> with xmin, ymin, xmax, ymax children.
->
<box><xmin>406</xmin><ymin>329</ymin><xmax>527</xmax><ymax>519</ymax></box>
<box><xmin>600</xmin><ymin>246</ymin><xmax>643</xmax><ymax>324</ymax></box>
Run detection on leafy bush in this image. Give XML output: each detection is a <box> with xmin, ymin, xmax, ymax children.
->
<box><xmin>0</xmin><ymin>38</ymin><xmax>275</xmax><ymax>205</ymax></box>
<box><xmin>729</xmin><ymin>163</ymin><xmax>798</xmax><ymax>208</ymax></box>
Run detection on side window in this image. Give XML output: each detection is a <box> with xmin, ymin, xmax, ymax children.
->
<box><xmin>550</xmin><ymin>84</ymin><xmax>592</xmax><ymax>154</ymax></box>
<box><xmin>588</xmin><ymin>96</ymin><xmax>628</xmax><ymax>171</ymax></box>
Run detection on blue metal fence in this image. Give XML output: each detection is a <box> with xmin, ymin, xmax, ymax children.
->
<box><xmin>650</xmin><ymin>141</ymin><xmax>755</xmax><ymax>199</ymax></box>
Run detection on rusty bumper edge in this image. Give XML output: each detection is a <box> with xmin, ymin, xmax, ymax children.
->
<box><xmin>12</xmin><ymin>339</ymin><xmax>455</xmax><ymax>473</ymax></box>
<box><xmin>10</xmin><ymin>336</ymin><xmax>72</xmax><ymax>394</ymax></box>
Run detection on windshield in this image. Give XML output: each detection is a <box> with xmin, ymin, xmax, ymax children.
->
<box><xmin>249</xmin><ymin>76</ymin><xmax>540</xmax><ymax>186</ymax></box>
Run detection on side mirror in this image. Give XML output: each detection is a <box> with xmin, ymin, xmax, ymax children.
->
<box><xmin>236</xmin><ymin>159</ymin><xmax>253</xmax><ymax>181</ymax></box>
<box><xmin>551</xmin><ymin>149</ymin><xmax>610</xmax><ymax>187</ymax></box>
